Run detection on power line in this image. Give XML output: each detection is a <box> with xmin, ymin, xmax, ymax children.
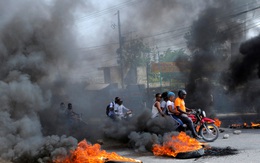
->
<box><xmin>154</xmin><ymin>17</ymin><xmax>260</xmax><ymax>51</ymax></box>
<box><xmin>150</xmin><ymin>9</ymin><xmax>260</xmax><ymax>51</ymax></box>
<box><xmin>229</xmin><ymin>4</ymin><xmax>260</xmax><ymax>18</ymax></box>
<box><xmin>73</xmin><ymin>0</ymin><xmax>142</xmax><ymax>35</ymax></box>
<box><xmin>76</xmin><ymin>1</ymin><xmax>260</xmax><ymax>59</ymax></box>
<box><xmin>76</xmin><ymin>0</ymin><xmax>139</xmax><ymax>21</ymax></box>
<box><xmin>74</xmin><ymin>1</ymin><xmax>260</xmax><ymax>79</ymax></box>
<box><xmin>78</xmin><ymin>42</ymin><xmax>118</xmax><ymax>50</ymax></box>
<box><xmin>147</xmin><ymin>3</ymin><xmax>260</xmax><ymax>50</ymax></box>
<box><xmin>78</xmin><ymin>3</ymin><xmax>259</xmax><ymax>50</ymax></box>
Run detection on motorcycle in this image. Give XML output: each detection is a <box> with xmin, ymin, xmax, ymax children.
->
<box><xmin>108</xmin><ymin>110</ymin><xmax>133</xmax><ymax>121</ymax></box>
<box><xmin>120</xmin><ymin>110</ymin><xmax>133</xmax><ymax>121</ymax></box>
<box><xmin>188</xmin><ymin>109</ymin><xmax>219</xmax><ymax>142</ymax></box>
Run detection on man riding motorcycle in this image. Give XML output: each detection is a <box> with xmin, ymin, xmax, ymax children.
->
<box><xmin>115</xmin><ymin>99</ymin><xmax>132</xmax><ymax>120</ymax></box>
<box><xmin>174</xmin><ymin>89</ymin><xmax>202</xmax><ymax>139</ymax></box>
<box><xmin>107</xmin><ymin>97</ymin><xmax>121</xmax><ymax>120</ymax></box>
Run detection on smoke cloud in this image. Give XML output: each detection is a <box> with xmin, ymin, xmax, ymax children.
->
<box><xmin>222</xmin><ymin>35</ymin><xmax>260</xmax><ymax>113</ymax></box>
<box><xmin>0</xmin><ymin>0</ymin><xmax>87</xmax><ymax>161</ymax></box>
<box><xmin>225</xmin><ymin>36</ymin><xmax>260</xmax><ymax>87</ymax></box>
<box><xmin>1</xmin><ymin>0</ymin><xmax>259</xmax><ymax>162</ymax></box>
<box><xmin>180</xmin><ymin>0</ymin><xmax>244</xmax><ymax>115</ymax></box>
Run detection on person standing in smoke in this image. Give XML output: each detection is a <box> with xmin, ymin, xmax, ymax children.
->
<box><xmin>151</xmin><ymin>93</ymin><xmax>164</xmax><ymax>118</ymax></box>
<box><xmin>174</xmin><ymin>90</ymin><xmax>202</xmax><ymax>139</ymax></box>
<box><xmin>56</xmin><ymin>102</ymin><xmax>66</xmax><ymax>124</ymax></box>
<box><xmin>59</xmin><ymin>102</ymin><xmax>66</xmax><ymax>114</ymax></box>
<box><xmin>66</xmin><ymin>103</ymin><xmax>80</xmax><ymax>125</ymax></box>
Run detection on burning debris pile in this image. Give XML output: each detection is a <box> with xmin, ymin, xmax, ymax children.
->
<box><xmin>54</xmin><ymin>139</ymin><xmax>142</xmax><ymax>163</ymax></box>
<box><xmin>230</xmin><ymin>122</ymin><xmax>260</xmax><ymax>129</ymax></box>
<box><xmin>152</xmin><ymin>132</ymin><xmax>204</xmax><ymax>158</ymax></box>
<box><xmin>128</xmin><ymin>131</ymin><xmax>206</xmax><ymax>159</ymax></box>
<box><xmin>128</xmin><ymin>131</ymin><xmax>240</xmax><ymax>160</ymax></box>
<box><xmin>129</xmin><ymin>130</ymin><xmax>239</xmax><ymax>159</ymax></box>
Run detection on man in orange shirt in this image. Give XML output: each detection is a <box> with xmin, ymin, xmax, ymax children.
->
<box><xmin>174</xmin><ymin>89</ymin><xmax>201</xmax><ymax>139</ymax></box>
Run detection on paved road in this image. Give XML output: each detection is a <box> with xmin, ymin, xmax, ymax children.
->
<box><xmin>106</xmin><ymin>128</ymin><xmax>260</xmax><ymax>163</ymax></box>
<box><xmin>1</xmin><ymin>127</ymin><xmax>258</xmax><ymax>163</ymax></box>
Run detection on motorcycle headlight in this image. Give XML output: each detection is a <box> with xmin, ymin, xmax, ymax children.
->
<box><xmin>202</xmin><ymin>111</ymin><xmax>206</xmax><ymax>117</ymax></box>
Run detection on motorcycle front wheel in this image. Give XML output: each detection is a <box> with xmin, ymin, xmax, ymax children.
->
<box><xmin>199</xmin><ymin>123</ymin><xmax>219</xmax><ymax>142</ymax></box>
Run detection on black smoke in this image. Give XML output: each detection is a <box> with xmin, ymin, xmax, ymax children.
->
<box><xmin>181</xmin><ymin>1</ymin><xmax>244</xmax><ymax>116</ymax></box>
<box><xmin>102</xmin><ymin>109</ymin><xmax>178</xmax><ymax>142</ymax></box>
<box><xmin>221</xmin><ymin>35</ymin><xmax>260</xmax><ymax>113</ymax></box>
<box><xmin>0</xmin><ymin>0</ymin><xmax>88</xmax><ymax>161</ymax></box>
<box><xmin>0</xmin><ymin>1</ymin><xmax>208</xmax><ymax>161</ymax></box>
<box><xmin>1</xmin><ymin>0</ymin><xmax>255</xmax><ymax>162</ymax></box>
<box><xmin>224</xmin><ymin>36</ymin><xmax>260</xmax><ymax>88</ymax></box>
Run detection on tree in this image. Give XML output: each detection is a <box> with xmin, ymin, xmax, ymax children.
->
<box><xmin>119</xmin><ymin>37</ymin><xmax>151</xmax><ymax>84</ymax></box>
<box><xmin>121</xmin><ymin>38</ymin><xmax>151</xmax><ymax>66</ymax></box>
<box><xmin>159</xmin><ymin>48</ymin><xmax>186</xmax><ymax>62</ymax></box>
<box><xmin>159</xmin><ymin>48</ymin><xmax>189</xmax><ymax>87</ymax></box>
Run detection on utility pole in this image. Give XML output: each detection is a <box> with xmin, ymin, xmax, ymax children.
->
<box><xmin>117</xmin><ymin>10</ymin><xmax>124</xmax><ymax>89</ymax></box>
<box><xmin>158</xmin><ymin>51</ymin><xmax>162</xmax><ymax>92</ymax></box>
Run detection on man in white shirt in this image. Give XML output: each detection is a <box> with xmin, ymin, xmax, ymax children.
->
<box><xmin>115</xmin><ymin>100</ymin><xmax>131</xmax><ymax>119</ymax></box>
<box><xmin>107</xmin><ymin>97</ymin><xmax>121</xmax><ymax>120</ymax></box>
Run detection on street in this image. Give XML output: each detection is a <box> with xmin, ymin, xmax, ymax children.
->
<box><xmin>105</xmin><ymin>128</ymin><xmax>260</xmax><ymax>163</ymax></box>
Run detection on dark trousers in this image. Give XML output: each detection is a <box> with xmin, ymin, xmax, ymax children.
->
<box><xmin>175</xmin><ymin>114</ymin><xmax>198</xmax><ymax>137</ymax></box>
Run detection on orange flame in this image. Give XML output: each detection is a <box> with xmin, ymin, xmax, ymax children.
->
<box><xmin>251</xmin><ymin>122</ymin><xmax>260</xmax><ymax>128</ymax></box>
<box><xmin>244</xmin><ymin>122</ymin><xmax>248</xmax><ymax>127</ymax></box>
<box><xmin>214</xmin><ymin>118</ymin><xmax>221</xmax><ymax>128</ymax></box>
<box><xmin>54</xmin><ymin>139</ymin><xmax>142</xmax><ymax>163</ymax></box>
<box><xmin>152</xmin><ymin>132</ymin><xmax>203</xmax><ymax>157</ymax></box>
<box><xmin>230</xmin><ymin>122</ymin><xmax>260</xmax><ymax>128</ymax></box>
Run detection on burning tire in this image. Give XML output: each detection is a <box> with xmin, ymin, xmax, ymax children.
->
<box><xmin>176</xmin><ymin>148</ymin><xmax>204</xmax><ymax>159</ymax></box>
<box><xmin>199</xmin><ymin>123</ymin><xmax>219</xmax><ymax>142</ymax></box>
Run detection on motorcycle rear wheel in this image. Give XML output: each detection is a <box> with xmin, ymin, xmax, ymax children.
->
<box><xmin>199</xmin><ymin>123</ymin><xmax>219</xmax><ymax>142</ymax></box>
